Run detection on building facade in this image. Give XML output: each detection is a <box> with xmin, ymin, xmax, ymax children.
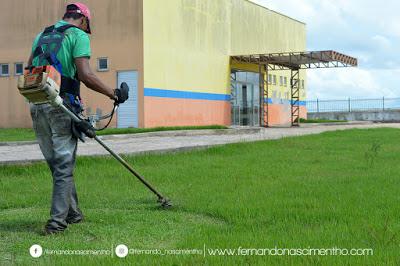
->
<box><xmin>0</xmin><ymin>0</ymin><xmax>306</xmax><ymax>128</ymax></box>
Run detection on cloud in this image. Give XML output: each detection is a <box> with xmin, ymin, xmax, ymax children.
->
<box><xmin>250</xmin><ymin>0</ymin><xmax>400</xmax><ymax>99</ymax></box>
<box><xmin>307</xmin><ymin>68</ymin><xmax>399</xmax><ymax>99</ymax></box>
<box><xmin>371</xmin><ymin>35</ymin><xmax>391</xmax><ymax>50</ymax></box>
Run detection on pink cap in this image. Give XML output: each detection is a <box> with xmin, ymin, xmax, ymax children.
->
<box><xmin>69</xmin><ymin>2</ymin><xmax>91</xmax><ymax>20</ymax></box>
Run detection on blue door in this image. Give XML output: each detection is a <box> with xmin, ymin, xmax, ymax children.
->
<box><xmin>117</xmin><ymin>71</ymin><xmax>138</xmax><ymax>128</ymax></box>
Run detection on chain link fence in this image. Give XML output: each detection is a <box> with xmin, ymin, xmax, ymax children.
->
<box><xmin>306</xmin><ymin>97</ymin><xmax>400</xmax><ymax>113</ymax></box>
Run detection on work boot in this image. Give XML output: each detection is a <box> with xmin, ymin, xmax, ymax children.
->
<box><xmin>66</xmin><ymin>214</ymin><xmax>84</xmax><ymax>224</ymax></box>
<box><xmin>42</xmin><ymin>225</ymin><xmax>65</xmax><ymax>236</ymax></box>
<box><xmin>66</xmin><ymin>208</ymin><xmax>84</xmax><ymax>224</ymax></box>
<box><xmin>42</xmin><ymin>227</ymin><xmax>64</xmax><ymax>236</ymax></box>
<box><xmin>42</xmin><ymin>220</ymin><xmax>67</xmax><ymax>235</ymax></box>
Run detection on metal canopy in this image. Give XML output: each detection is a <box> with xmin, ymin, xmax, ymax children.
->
<box><xmin>230</xmin><ymin>50</ymin><xmax>357</xmax><ymax>127</ymax></box>
<box><xmin>231</xmin><ymin>50</ymin><xmax>358</xmax><ymax>70</ymax></box>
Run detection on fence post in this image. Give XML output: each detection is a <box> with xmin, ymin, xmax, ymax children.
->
<box><xmin>348</xmin><ymin>97</ymin><xmax>351</xmax><ymax>112</ymax></box>
<box><xmin>317</xmin><ymin>98</ymin><xmax>319</xmax><ymax>113</ymax></box>
<box><xmin>383</xmin><ymin>96</ymin><xmax>385</xmax><ymax>111</ymax></box>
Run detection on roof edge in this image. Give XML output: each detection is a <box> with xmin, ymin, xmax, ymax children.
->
<box><xmin>245</xmin><ymin>0</ymin><xmax>306</xmax><ymax>25</ymax></box>
<box><xmin>231</xmin><ymin>50</ymin><xmax>358</xmax><ymax>70</ymax></box>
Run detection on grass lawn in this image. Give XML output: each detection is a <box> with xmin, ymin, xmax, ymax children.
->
<box><xmin>0</xmin><ymin>125</ymin><xmax>227</xmax><ymax>142</ymax></box>
<box><xmin>1</xmin><ymin>128</ymin><xmax>399</xmax><ymax>265</ymax></box>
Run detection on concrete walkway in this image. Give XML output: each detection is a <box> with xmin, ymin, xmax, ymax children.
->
<box><xmin>1</xmin><ymin>122</ymin><xmax>400</xmax><ymax>165</ymax></box>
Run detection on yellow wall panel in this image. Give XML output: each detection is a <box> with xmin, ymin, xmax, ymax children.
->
<box><xmin>143</xmin><ymin>0</ymin><xmax>306</xmax><ymax>96</ymax></box>
<box><xmin>231</xmin><ymin>0</ymin><xmax>306</xmax><ymax>55</ymax></box>
<box><xmin>143</xmin><ymin>0</ymin><xmax>232</xmax><ymax>95</ymax></box>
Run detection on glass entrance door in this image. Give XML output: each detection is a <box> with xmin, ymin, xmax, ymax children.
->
<box><xmin>231</xmin><ymin>81</ymin><xmax>259</xmax><ymax>126</ymax></box>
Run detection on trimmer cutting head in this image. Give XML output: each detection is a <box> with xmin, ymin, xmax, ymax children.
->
<box><xmin>158</xmin><ymin>197</ymin><xmax>172</xmax><ymax>208</ymax></box>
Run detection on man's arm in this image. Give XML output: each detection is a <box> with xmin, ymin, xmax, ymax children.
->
<box><xmin>75</xmin><ymin>57</ymin><xmax>115</xmax><ymax>100</ymax></box>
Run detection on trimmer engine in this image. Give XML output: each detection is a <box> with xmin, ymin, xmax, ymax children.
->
<box><xmin>17</xmin><ymin>65</ymin><xmax>63</xmax><ymax>106</ymax></box>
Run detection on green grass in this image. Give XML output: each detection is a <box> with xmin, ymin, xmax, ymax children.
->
<box><xmin>1</xmin><ymin>128</ymin><xmax>400</xmax><ymax>265</ymax></box>
<box><xmin>300</xmin><ymin>118</ymin><xmax>347</xmax><ymax>123</ymax></box>
<box><xmin>0</xmin><ymin>125</ymin><xmax>227</xmax><ymax>142</ymax></box>
<box><xmin>0</xmin><ymin>128</ymin><xmax>37</xmax><ymax>142</ymax></box>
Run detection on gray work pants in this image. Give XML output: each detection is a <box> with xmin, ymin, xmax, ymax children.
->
<box><xmin>30</xmin><ymin>103</ymin><xmax>81</xmax><ymax>230</ymax></box>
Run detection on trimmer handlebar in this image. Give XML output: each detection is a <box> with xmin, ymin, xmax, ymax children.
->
<box><xmin>114</xmin><ymin>82</ymin><xmax>129</xmax><ymax>105</ymax></box>
<box><xmin>88</xmin><ymin>82</ymin><xmax>130</xmax><ymax>130</ymax></box>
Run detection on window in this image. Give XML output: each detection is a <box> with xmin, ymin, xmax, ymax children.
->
<box><xmin>15</xmin><ymin>62</ymin><xmax>23</xmax><ymax>76</ymax></box>
<box><xmin>279</xmin><ymin>76</ymin><xmax>283</xmax><ymax>86</ymax></box>
<box><xmin>284</xmin><ymin>77</ymin><xmax>287</xmax><ymax>87</ymax></box>
<box><xmin>273</xmin><ymin>75</ymin><xmax>276</xmax><ymax>85</ymax></box>
<box><xmin>0</xmin><ymin>63</ymin><xmax>9</xmax><ymax>77</ymax></box>
<box><xmin>97</xmin><ymin>57</ymin><xmax>109</xmax><ymax>71</ymax></box>
<box><xmin>302</xmin><ymin>80</ymin><xmax>305</xmax><ymax>89</ymax></box>
<box><xmin>268</xmin><ymin>74</ymin><xmax>272</xmax><ymax>84</ymax></box>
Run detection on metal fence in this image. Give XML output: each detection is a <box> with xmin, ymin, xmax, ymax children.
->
<box><xmin>306</xmin><ymin>97</ymin><xmax>400</xmax><ymax>113</ymax></box>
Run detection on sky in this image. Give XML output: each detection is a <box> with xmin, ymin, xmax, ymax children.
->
<box><xmin>250</xmin><ymin>0</ymin><xmax>400</xmax><ymax>100</ymax></box>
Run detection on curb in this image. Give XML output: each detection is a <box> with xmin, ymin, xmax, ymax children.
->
<box><xmin>299</xmin><ymin>121</ymin><xmax>373</xmax><ymax>127</ymax></box>
<box><xmin>0</xmin><ymin>143</ymin><xmax>227</xmax><ymax>166</ymax></box>
<box><xmin>0</xmin><ymin>140</ymin><xmax>38</xmax><ymax>146</ymax></box>
<box><xmin>98</xmin><ymin>128</ymin><xmax>261</xmax><ymax>141</ymax></box>
<box><xmin>0</xmin><ymin>128</ymin><xmax>262</xmax><ymax>147</ymax></box>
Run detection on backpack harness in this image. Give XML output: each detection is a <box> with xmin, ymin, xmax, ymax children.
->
<box><xmin>32</xmin><ymin>24</ymin><xmax>82</xmax><ymax>107</ymax></box>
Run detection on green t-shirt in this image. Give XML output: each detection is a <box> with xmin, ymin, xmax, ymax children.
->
<box><xmin>31</xmin><ymin>20</ymin><xmax>91</xmax><ymax>79</ymax></box>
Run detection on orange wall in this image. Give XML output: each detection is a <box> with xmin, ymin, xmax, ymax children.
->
<box><xmin>145</xmin><ymin>96</ymin><xmax>306</xmax><ymax>127</ymax></box>
<box><xmin>144</xmin><ymin>97</ymin><xmax>231</xmax><ymax>127</ymax></box>
<box><xmin>265</xmin><ymin>104</ymin><xmax>307</xmax><ymax>126</ymax></box>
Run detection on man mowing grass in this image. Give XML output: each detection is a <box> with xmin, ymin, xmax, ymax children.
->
<box><xmin>27</xmin><ymin>3</ymin><xmax>127</xmax><ymax>235</ymax></box>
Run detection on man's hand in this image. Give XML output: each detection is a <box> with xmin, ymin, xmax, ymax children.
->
<box><xmin>114</xmin><ymin>82</ymin><xmax>129</xmax><ymax>105</ymax></box>
<box><xmin>75</xmin><ymin>119</ymin><xmax>96</xmax><ymax>138</ymax></box>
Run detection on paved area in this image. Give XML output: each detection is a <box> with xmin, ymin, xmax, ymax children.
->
<box><xmin>1</xmin><ymin>122</ymin><xmax>400</xmax><ymax>165</ymax></box>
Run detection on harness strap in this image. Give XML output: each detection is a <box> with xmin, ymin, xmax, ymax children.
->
<box><xmin>32</xmin><ymin>24</ymin><xmax>81</xmax><ymax>97</ymax></box>
<box><xmin>43</xmin><ymin>25</ymin><xmax>55</xmax><ymax>34</ymax></box>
